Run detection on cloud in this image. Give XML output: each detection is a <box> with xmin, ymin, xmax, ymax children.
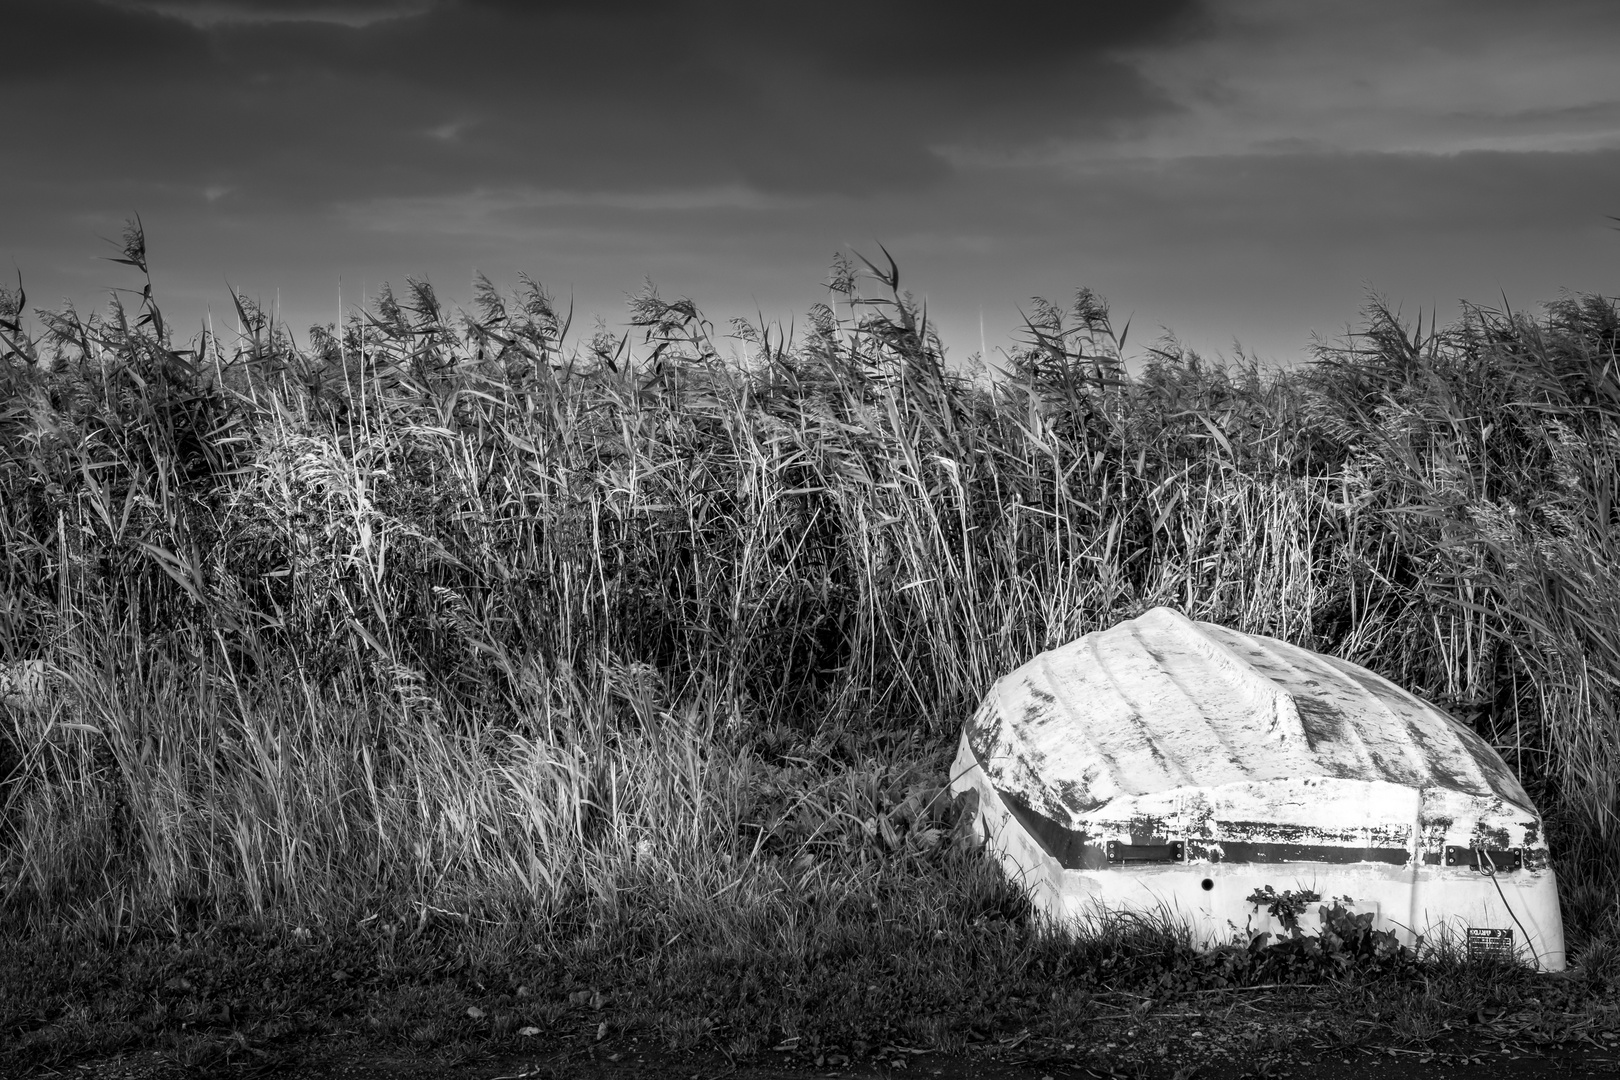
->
<box><xmin>117</xmin><ymin>0</ymin><xmax>432</xmax><ymax>25</ymax></box>
<box><xmin>5</xmin><ymin>0</ymin><xmax>1615</xmax><ymax>375</ymax></box>
<box><xmin>1113</xmin><ymin>0</ymin><xmax>1620</xmax><ymax>160</ymax></box>
<box><xmin>4</xmin><ymin>0</ymin><xmax>1206</xmax><ymax>205</ymax></box>
<box><xmin>337</xmin><ymin>184</ymin><xmax>788</xmax><ymax>239</ymax></box>
<box><xmin>0</xmin><ymin>0</ymin><xmax>208</xmax><ymax>81</ymax></box>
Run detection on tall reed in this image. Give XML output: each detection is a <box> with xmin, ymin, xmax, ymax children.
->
<box><xmin>0</xmin><ymin>226</ymin><xmax>1615</xmax><ymax>944</ymax></box>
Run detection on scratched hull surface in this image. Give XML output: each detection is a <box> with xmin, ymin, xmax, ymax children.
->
<box><xmin>951</xmin><ymin>607</ymin><xmax>1565</xmax><ymax>969</ymax></box>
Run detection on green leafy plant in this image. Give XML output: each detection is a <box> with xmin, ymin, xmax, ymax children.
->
<box><xmin>1317</xmin><ymin>901</ymin><xmax>1407</xmax><ymax>965</ymax></box>
<box><xmin>1245</xmin><ymin>886</ymin><xmax>1321</xmax><ymax>935</ymax></box>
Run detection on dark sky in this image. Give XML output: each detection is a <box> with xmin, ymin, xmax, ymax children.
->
<box><xmin>5</xmin><ymin>0</ymin><xmax>1618</xmax><ymax>365</ymax></box>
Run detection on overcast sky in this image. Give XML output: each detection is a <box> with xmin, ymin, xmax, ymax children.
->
<box><xmin>4</xmin><ymin>0</ymin><xmax>1618</xmax><ymax>367</ymax></box>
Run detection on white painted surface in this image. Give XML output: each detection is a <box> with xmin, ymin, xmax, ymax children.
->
<box><xmin>952</xmin><ymin>607</ymin><xmax>1565</xmax><ymax>970</ymax></box>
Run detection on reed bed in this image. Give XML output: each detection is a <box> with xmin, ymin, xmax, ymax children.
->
<box><xmin>0</xmin><ymin>225</ymin><xmax>1616</xmax><ymax>974</ymax></box>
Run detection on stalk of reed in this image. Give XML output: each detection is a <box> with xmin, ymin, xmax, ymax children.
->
<box><xmin>0</xmin><ymin>225</ymin><xmax>1614</xmax><ymax>945</ymax></box>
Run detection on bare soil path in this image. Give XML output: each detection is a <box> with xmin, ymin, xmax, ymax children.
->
<box><xmin>20</xmin><ymin>1033</ymin><xmax>1617</xmax><ymax>1080</ymax></box>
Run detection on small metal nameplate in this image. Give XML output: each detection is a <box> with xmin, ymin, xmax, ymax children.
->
<box><xmin>1466</xmin><ymin>927</ymin><xmax>1513</xmax><ymax>960</ymax></box>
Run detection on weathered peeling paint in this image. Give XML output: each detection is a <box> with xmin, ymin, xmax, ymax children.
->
<box><xmin>954</xmin><ymin>607</ymin><xmax>1565</xmax><ymax>970</ymax></box>
<box><xmin>971</xmin><ymin>608</ymin><xmax>1539</xmax><ymax>826</ymax></box>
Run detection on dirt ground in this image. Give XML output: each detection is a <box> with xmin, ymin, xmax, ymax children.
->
<box><xmin>20</xmin><ymin>1030</ymin><xmax>1618</xmax><ymax>1080</ymax></box>
<box><xmin>17</xmin><ymin>975</ymin><xmax>1619</xmax><ymax>1080</ymax></box>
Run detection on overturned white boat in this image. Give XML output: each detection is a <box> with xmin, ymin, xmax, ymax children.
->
<box><xmin>950</xmin><ymin>607</ymin><xmax>1565</xmax><ymax>970</ymax></box>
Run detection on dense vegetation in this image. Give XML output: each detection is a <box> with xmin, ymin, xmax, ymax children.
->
<box><xmin>1</xmin><ymin>225</ymin><xmax>1616</xmax><ymax>1069</ymax></box>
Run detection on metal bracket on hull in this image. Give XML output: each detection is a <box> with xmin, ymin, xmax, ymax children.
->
<box><xmin>1106</xmin><ymin>840</ymin><xmax>1185</xmax><ymax>864</ymax></box>
<box><xmin>1442</xmin><ymin>846</ymin><xmax>1523</xmax><ymax>872</ymax></box>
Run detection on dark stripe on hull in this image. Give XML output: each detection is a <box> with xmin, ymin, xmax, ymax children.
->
<box><xmin>1187</xmin><ymin>840</ymin><xmax>1410</xmax><ymax>866</ymax></box>
<box><xmin>994</xmin><ymin>784</ymin><xmax>1414</xmax><ymax>868</ymax></box>
<box><xmin>968</xmin><ymin>736</ymin><xmax>1424</xmax><ymax>870</ymax></box>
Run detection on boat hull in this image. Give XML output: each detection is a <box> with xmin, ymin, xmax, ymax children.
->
<box><xmin>950</xmin><ymin>730</ymin><xmax>1567</xmax><ymax>970</ymax></box>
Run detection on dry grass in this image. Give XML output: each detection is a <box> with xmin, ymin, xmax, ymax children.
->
<box><xmin>0</xmin><ymin>226</ymin><xmax>1616</xmax><ymax>1067</ymax></box>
